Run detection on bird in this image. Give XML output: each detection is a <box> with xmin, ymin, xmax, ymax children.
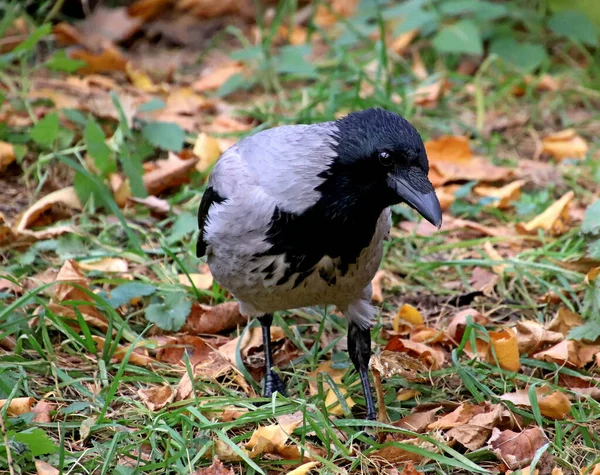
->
<box><xmin>196</xmin><ymin>108</ymin><xmax>442</xmax><ymax>420</ymax></box>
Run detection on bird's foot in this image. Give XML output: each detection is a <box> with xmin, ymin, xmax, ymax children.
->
<box><xmin>262</xmin><ymin>370</ymin><xmax>287</xmax><ymax>397</ymax></box>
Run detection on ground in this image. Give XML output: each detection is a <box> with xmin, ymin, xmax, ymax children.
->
<box><xmin>1</xmin><ymin>1</ymin><xmax>600</xmax><ymax>474</ymax></box>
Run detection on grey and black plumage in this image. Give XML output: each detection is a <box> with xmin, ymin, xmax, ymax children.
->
<box><xmin>197</xmin><ymin>108</ymin><xmax>442</xmax><ymax>419</ymax></box>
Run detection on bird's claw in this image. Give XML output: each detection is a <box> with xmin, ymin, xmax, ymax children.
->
<box><xmin>263</xmin><ymin>370</ymin><xmax>287</xmax><ymax>397</ymax></box>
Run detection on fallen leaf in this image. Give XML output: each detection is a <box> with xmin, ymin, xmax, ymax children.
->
<box><xmin>245</xmin><ymin>417</ymin><xmax>302</xmax><ymax>459</ymax></box>
<box><xmin>79</xmin><ymin>257</ymin><xmax>129</xmax><ymax>273</ymax></box>
<box><xmin>470</xmin><ymin>267</ymin><xmax>499</xmax><ymax>295</ymax></box>
<box><xmin>370</xmin><ymin>350</ymin><xmax>429</xmax><ymax>381</ymax></box>
<box><xmin>372</xmin><ymin>433</ymin><xmax>442</xmax><ymax>463</ymax></box>
<box><xmin>542</xmin><ymin>129</ymin><xmax>588</xmax><ymax>161</ymax></box>
<box><xmin>394</xmin><ymin>407</ymin><xmax>441</xmax><ymax>432</ymax></box>
<box><xmin>0</xmin><ymin>141</ymin><xmax>16</xmax><ymax>171</ymax></box>
<box><xmin>488</xmin><ymin>328</ymin><xmax>520</xmax><ymax>372</ymax></box>
<box><xmin>286</xmin><ymin>461</ymin><xmax>320</xmax><ymax>475</ymax></box>
<box><xmin>144</xmin><ymin>152</ymin><xmax>199</xmax><ymax>196</ymax></box>
<box><xmin>371</xmin><ymin>269</ymin><xmax>390</xmax><ymax>303</ymax></box>
<box><xmin>410</xmin><ymin>326</ymin><xmax>446</xmax><ymax>344</ymax></box>
<box><xmin>156</xmin><ymin>335</ymin><xmax>214</xmax><ymax>366</ymax></box>
<box><xmin>500</xmin><ymin>387</ymin><xmax>571</xmax><ymax>420</ymax></box>
<box><xmin>191</xmin><ymin>456</ymin><xmax>234</xmax><ymax>475</ymax></box>
<box><xmin>515</xmin><ymin>191</ymin><xmax>574</xmax><ymax>236</ymax></box>
<box><xmin>412</xmin><ymin>80</ymin><xmax>445</xmax><ymax>107</ymax></box>
<box><xmin>385</xmin><ymin>337</ymin><xmax>444</xmax><ymax>369</ymax></box>
<box><xmin>390</xmin><ymin>29</ymin><xmax>418</xmax><ymax>54</ymax></box>
<box><xmin>483</xmin><ymin>241</ymin><xmax>508</xmax><ymax>275</ymax></box>
<box><xmin>128</xmin><ymin>0</ymin><xmax>172</xmax><ymax>21</ymax></box>
<box><xmin>558</xmin><ymin>374</ymin><xmax>600</xmax><ymax>400</ymax></box>
<box><xmin>308</xmin><ymin>361</ymin><xmax>355</xmax><ymax>416</ymax></box>
<box><xmin>126</xmin><ymin>63</ymin><xmax>158</xmax><ymax>92</ymax></box>
<box><xmin>183</xmin><ymin>302</ymin><xmax>247</xmax><ymax>335</ymax></box>
<box><xmin>546</xmin><ymin>308</ymin><xmax>583</xmax><ymax>337</ymax></box>
<box><xmin>32</xmin><ymin>400</ymin><xmax>55</xmax><ymax>423</ymax></box>
<box><xmin>397</xmin><ymin>389</ymin><xmax>421</xmax><ymax>401</ymax></box>
<box><xmin>13</xmin><ymin>187</ymin><xmax>82</xmax><ymax>238</ymax></box>
<box><xmin>192</xmin><ymin>62</ymin><xmax>245</xmax><ymax>92</ymax></box>
<box><xmin>35</xmin><ymin>461</ymin><xmax>60</xmax><ymax>475</ymax></box>
<box><xmin>220</xmin><ymin>325</ymin><xmax>285</xmax><ymax>365</ymax></box>
<box><xmin>583</xmin><ymin>465</ymin><xmax>600</xmax><ymax>475</ymax></box>
<box><xmin>137</xmin><ymin>385</ymin><xmax>175</xmax><ymax>411</ymax></box>
<box><xmin>93</xmin><ymin>336</ymin><xmax>155</xmax><ymax>367</ymax></box>
<box><xmin>488</xmin><ymin>427</ymin><xmax>551</xmax><ymax>471</ymax></box>
<box><xmin>213</xmin><ymin>439</ymin><xmax>247</xmax><ymax>462</ymax></box>
<box><xmin>446</xmin><ymin>308</ymin><xmax>489</xmax><ymax>345</ymax></box>
<box><xmin>0</xmin><ymin>397</ymin><xmax>35</xmax><ymax>415</ymax></box>
<box><xmin>393</xmin><ymin>303</ymin><xmax>424</xmax><ymax>333</ymax></box>
<box><xmin>71</xmin><ymin>44</ymin><xmax>129</xmax><ymax>74</ymax></box>
<box><xmin>533</xmin><ymin>339</ymin><xmax>584</xmax><ymax>367</ymax></box>
<box><xmin>193</xmin><ymin>133</ymin><xmax>221</xmax><ymax>173</ymax></box>
<box><xmin>178</xmin><ymin>272</ymin><xmax>214</xmax><ymax>290</ymax></box>
<box><xmin>515</xmin><ymin>321</ymin><xmax>564</xmax><ymax>355</ymax></box>
<box><xmin>425</xmin><ymin>135</ymin><xmax>472</xmax><ymax>163</ymax></box>
<box><xmin>474</xmin><ymin>180</ymin><xmax>527</xmax><ymax>209</ymax></box>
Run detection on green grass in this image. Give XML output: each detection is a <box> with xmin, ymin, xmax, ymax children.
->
<box><xmin>1</xmin><ymin>1</ymin><xmax>600</xmax><ymax>474</ymax></box>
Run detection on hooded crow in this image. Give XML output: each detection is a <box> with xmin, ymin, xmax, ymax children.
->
<box><xmin>197</xmin><ymin>108</ymin><xmax>442</xmax><ymax>420</ymax></box>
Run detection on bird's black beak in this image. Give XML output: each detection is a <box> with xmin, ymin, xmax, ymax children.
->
<box><xmin>389</xmin><ymin>169</ymin><xmax>442</xmax><ymax>228</ymax></box>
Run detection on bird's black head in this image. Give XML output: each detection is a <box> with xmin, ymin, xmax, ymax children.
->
<box><xmin>324</xmin><ymin>108</ymin><xmax>442</xmax><ymax>228</ymax></box>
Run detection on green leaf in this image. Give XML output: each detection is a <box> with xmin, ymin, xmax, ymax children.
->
<box><xmin>84</xmin><ymin>119</ymin><xmax>115</xmax><ymax>175</ymax></box>
<box><xmin>274</xmin><ymin>45</ymin><xmax>318</xmax><ymax>78</ymax></box>
<box><xmin>12</xmin><ymin>428</ymin><xmax>58</xmax><ymax>457</ymax></box>
<box><xmin>138</xmin><ymin>97</ymin><xmax>165</xmax><ymax>113</ymax></box>
<box><xmin>588</xmin><ymin>239</ymin><xmax>600</xmax><ymax>260</ymax></box>
<box><xmin>141</xmin><ymin>121</ymin><xmax>185</xmax><ymax>152</ymax></box>
<box><xmin>30</xmin><ymin>112</ymin><xmax>59</xmax><ymax>148</ymax></box>
<box><xmin>432</xmin><ymin>20</ymin><xmax>483</xmax><ymax>55</ymax></box>
<box><xmin>12</xmin><ymin>24</ymin><xmax>52</xmax><ymax>54</ymax></box>
<box><xmin>217</xmin><ymin>73</ymin><xmax>255</xmax><ymax>98</ymax></box>
<box><xmin>73</xmin><ymin>171</ymin><xmax>96</xmax><ymax>205</ymax></box>
<box><xmin>548</xmin><ymin>10</ymin><xmax>598</xmax><ymax>46</ymax></box>
<box><xmin>45</xmin><ymin>50</ymin><xmax>87</xmax><ymax>73</ymax></box>
<box><xmin>490</xmin><ymin>37</ymin><xmax>548</xmax><ymax>72</ymax></box>
<box><xmin>110</xmin><ymin>282</ymin><xmax>157</xmax><ymax>308</ymax></box>
<box><xmin>168</xmin><ymin>211</ymin><xmax>198</xmax><ymax>243</ymax></box>
<box><xmin>393</xmin><ymin>9</ymin><xmax>438</xmax><ymax>35</ymax></box>
<box><xmin>145</xmin><ymin>291</ymin><xmax>192</xmax><ymax>331</ymax></box>
<box><xmin>62</xmin><ymin>108</ymin><xmax>88</xmax><ymax>126</ymax></box>
<box><xmin>582</xmin><ymin>200</ymin><xmax>600</xmax><ymax>235</ymax></box>
<box><xmin>119</xmin><ymin>146</ymin><xmax>147</xmax><ymax>198</ymax></box>
<box><xmin>568</xmin><ymin>319</ymin><xmax>600</xmax><ymax>341</ymax></box>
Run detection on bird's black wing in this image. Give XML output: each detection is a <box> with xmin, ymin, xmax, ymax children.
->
<box><xmin>196</xmin><ymin>186</ymin><xmax>226</xmax><ymax>257</ymax></box>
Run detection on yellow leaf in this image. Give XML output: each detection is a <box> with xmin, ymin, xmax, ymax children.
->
<box><xmin>79</xmin><ymin>257</ymin><xmax>129</xmax><ymax>273</ymax></box>
<box><xmin>542</xmin><ymin>129</ymin><xmax>588</xmax><ymax>161</ymax></box>
<box><xmin>474</xmin><ymin>179</ymin><xmax>527</xmax><ymax>209</ymax></box>
<box><xmin>390</xmin><ymin>29</ymin><xmax>418</xmax><ymax>54</ymax></box>
<box><xmin>500</xmin><ymin>386</ymin><xmax>571</xmax><ymax>419</ymax></box>
<box><xmin>178</xmin><ymin>272</ymin><xmax>213</xmax><ymax>290</ymax></box>
<box><xmin>35</xmin><ymin>461</ymin><xmax>60</xmax><ymax>475</ymax></box>
<box><xmin>0</xmin><ymin>141</ymin><xmax>16</xmax><ymax>171</ymax></box>
<box><xmin>515</xmin><ymin>191</ymin><xmax>574</xmax><ymax>236</ymax></box>
<box><xmin>0</xmin><ymin>397</ymin><xmax>35</xmax><ymax>415</ymax></box>
<box><xmin>483</xmin><ymin>241</ymin><xmax>507</xmax><ymax>275</ymax></box>
<box><xmin>393</xmin><ymin>303</ymin><xmax>423</xmax><ymax>332</ymax></box>
<box><xmin>126</xmin><ymin>62</ymin><xmax>157</xmax><ymax>92</ymax></box>
<box><xmin>286</xmin><ymin>462</ymin><xmax>320</xmax><ymax>475</ymax></box>
<box><xmin>193</xmin><ymin>133</ymin><xmax>221</xmax><ymax>173</ymax></box>
<box><xmin>488</xmin><ymin>328</ymin><xmax>520</xmax><ymax>372</ymax></box>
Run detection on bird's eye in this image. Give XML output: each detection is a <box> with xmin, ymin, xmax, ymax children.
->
<box><xmin>378</xmin><ymin>151</ymin><xmax>393</xmax><ymax>166</ymax></box>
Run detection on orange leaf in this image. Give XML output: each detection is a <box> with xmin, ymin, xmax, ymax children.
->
<box><xmin>0</xmin><ymin>141</ymin><xmax>16</xmax><ymax>171</ymax></box>
<box><xmin>515</xmin><ymin>191</ymin><xmax>574</xmax><ymax>236</ymax></box>
<box><xmin>71</xmin><ymin>45</ymin><xmax>128</xmax><ymax>74</ymax></box>
<box><xmin>488</xmin><ymin>328</ymin><xmax>520</xmax><ymax>372</ymax></box>
<box><xmin>393</xmin><ymin>303</ymin><xmax>423</xmax><ymax>333</ymax></box>
<box><xmin>542</xmin><ymin>129</ymin><xmax>588</xmax><ymax>161</ymax></box>
<box><xmin>500</xmin><ymin>386</ymin><xmax>571</xmax><ymax>419</ymax></box>
<box><xmin>0</xmin><ymin>397</ymin><xmax>35</xmax><ymax>415</ymax></box>
<box><xmin>474</xmin><ymin>179</ymin><xmax>527</xmax><ymax>209</ymax></box>
<box><xmin>192</xmin><ymin>62</ymin><xmax>244</xmax><ymax>92</ymax></box>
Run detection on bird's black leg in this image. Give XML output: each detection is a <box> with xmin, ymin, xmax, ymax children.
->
<box><xmin>259</xmin><ymin>314</ymin><xmax>287</xmax><ymax>397</ymax></box>
<box><xmin>348</xmin><ymin>322</ymin><xmax>376</xmax><ymax>420</ymax></box>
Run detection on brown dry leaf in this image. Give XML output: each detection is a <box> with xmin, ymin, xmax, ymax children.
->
<box><xmin>445</xmin><ymin>404</ymin><xmax>510</xmax><ymax>450</ymax></box>
<box><xmin>425</xmin><ymin>135</ymin><xmax>472</xmax><ymax>163</ymax></box>
<box><xmin>178</xmin><ymin>272</ymin><xmax>214</xmax><ymax>290</ymax></box>
<box><xmin>71</xmin><ymin>44</ymin><xmax>128</xmax><ymax>74</ymax></box>
<box><xmin>156</xmin><ymin>335</ymin><xmax>214</xmax><ymax>366</ymax></box>
<box><xmin>583</xmin><ymin>465</ymin><xmax>600</xmax><ymax>475</ymax></box>
<box><xmin>372</xmin><ymin>433</ymin><xmax>442</xmax><ymax>463</ymax></box>
<box><xmin>214</xmin><ymin>439</ymin><xmax>247</xmax><ymax>462</ymax></box>
<box><xmin>137</xmin><ymin>385</ymin><xmax>175</xmax><ymax>411</ymax></box>
<box><xmin>488</xmin><ymin>427</ymin><xmax>550</xmax><ymax>471</ymax></box>
<box><xmin>13</xmin><ymin>187</ymin><xmax>82</xmax><ymax>238</ymax></box>
<box><xmin>483</xmin><ymin>241</ymin><xmax>507</xmax><ymax>275</ymax></box>
<box><xmin>176</xmin><ymin>0</ymin><xmax>255</xmax><ymax>18</ymax></box>
<box><xmin>436</xmin><ymin>184</ymin><xmax>460</xmax><ymax>211</ymax></box>
<box><xmin>245</xmin><ymin>417</ymin><xmax>302</xmax><ymax>459</ymax></box>
<box><xmin>446</xmin><ymin>308</ymin><xmax>489</xmax><ymax>345</ymax></box>
<box><xmin>193</xmin><ymin>133</ymin><xmax>221</xmax><ymax>173</ymax></box>
<box><xmin>515</xmin><ymin>191</ymin><xmax>574</xmax><ymax>236</ymax></box>
<box><xmin>410</xmin><ymin>326</ymin><xmax>446</xmax><ymax>344</ymax></box>
<box><xmin>93</xmin><ymin>336</ymin><xmax>155</xmax><ymax>367</ymax></box>
<box><xmin>474</xmin><ymin>180</ymin><xmax>527</xmax><ymax>209</ymax></box>
<box><xmin>191</xmin><ymin>457</ymin><xmax>234</xmax><ymax>475</ymax></box>
<box><xmin>542</xmin><ymin>129</ymin><xmax>589</xmax><ymax>161</ymax></box>
<box><xmin>144</xmin><ymin>152</ymin><xmax>199</xmax><ymax>196</ymax></box>
<box><xmin>0</xmin><ymin>140</ymin><xmax>16</xmax><ymax>171</ymax></box>
<box><xmin>412</xmin><ymin>80</ymin><xmax>444</xmax><ymax>107</ymax></box>
<box><xmin>546</xmin><ymin>308</ymin><xmax>583</xmax><ymax>337</ymax></box>
<box><xmin>48</xmin><ymin>260</ymin><xmax>110</xmax><ymax>331</ymax></box>
<box><xmin>308</xmin><ymin>361</ymin><xmax>355</xmax><ymax>416</ymax></box>
<box><xmin>428</xmin><ymin>403</ymin><xmax>486</xmax><ymax>430</ymax></box>
<box><xmin>500</xmin><ymin>387</ymin><xmax>571</xmax><ymax>420</ymax></box>
<box><xmin>385</xmin><ymin>337</ymin><xmax>444</xmax><ymax>369</ymax></box>
<box><xmin>390</xmin><ymin>29</ymin><xmax>418</xmax><ymax>54</ymax></box>
<box><xmin>183</xmin><ymin>302</ymin><xmax>247</xmax><ymax>335</ymax></box>
<box><xmin>74</xmin><ymin>7</ymin><xmax>142</xmax><ymax>45</ymax></box>
<box><xmin>286</xmin><ymin>461</ymin><xmax>320</xmax><ymax>475</ymax></box>
<box><xmin>35</xmin><ymin>461</ymin><xmax>60</xmax><ymax>475</ymax></box>
<box><xmin>128</xmin><ymin>0</ymin><xmax>171</xmax><ymax>21</ymax></box>
<box><xmin>314</xmin><ymin>0</ymin><xmax>358</xmax><ymax>27</ymax></box>
<box><xmin>370</xmin><ymin>350</ymin><xmax>428</xmax><ymax>381</ymax></box>
<box><xmin>586</xmin><ymin>267</ymin><xmax>600</xmax><ymax>284</ymax></box>
<box><xmin>394</xmin><ymin>407</ymin><xmax>441</xmax><ymax>432</ymax></box>
<box><xmin>488</xmin><ymin>328</ymin><xmax>520</xmax><ymax>372</ymax></box>
<box><xmin>393</xmin><ymin>303</ymin><xmax>424</xmax><ymax>333</ymax></box>
<box><xmin>534</xmin><ymin>340</ymin><xmax>580</xmax><ymax>367</ymax></box>
<box><xmin>397</xmin><ymin>389</ymin><xmax>421</xmax><ymax>401</ymax></box>
<box><xmin>32</xmin><ymin>400</ymin><xmax>55</xmax><ymax>423</ymax></box>
<box><xmin>515</xmin><ymin>321</ymin><xmax>564</xmax><ymax>355</ymax></box>
<box><xmin>470</xmin><ymin>267</ymin><xmax>500</xmax><ymax>295</ymax></box>
<box><xmin>558</xmin><ymin>374</ymin><xmax>600</xmax><ymax>400</ymax></box>
<box><xmin>0</xmin><ymin>397</ymin><xmax>35</xmax><ymax>415</ymax></box>
<box><xmin>79</xmin><ymin>257</ymin><xmax>129</xmax><ymax>273</ymax></box>
<box><xmin>192</xmin><ymin>62</ymin><xmax>245</xmax><ymax>92</ymax></box>
<box><xmin>220</xmin><ymin>325</ymin><xmax>285</xmax><ymax>365</ymax></box>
